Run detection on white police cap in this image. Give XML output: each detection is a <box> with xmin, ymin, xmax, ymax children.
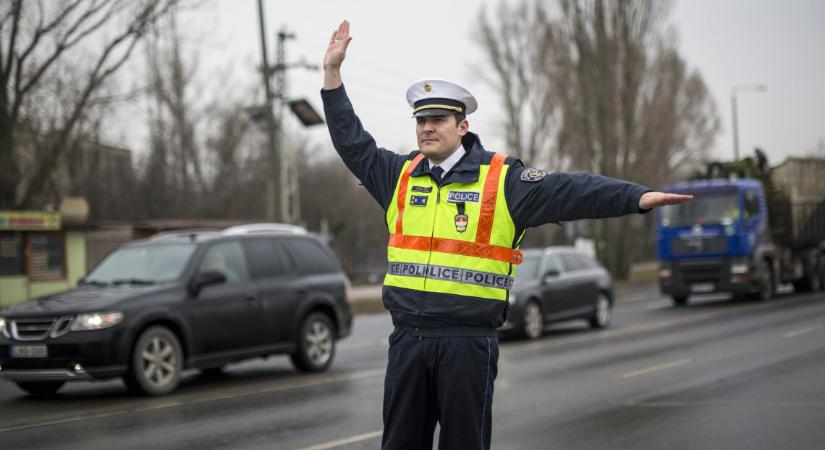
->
<box><xmin>405</xmin><ymin>78</ymin><xmax>478</xmax><ymax>117</ymax></box>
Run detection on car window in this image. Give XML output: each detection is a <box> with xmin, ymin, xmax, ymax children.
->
<box><xmin>86</xmin><ymin>243</ymin><xmax>196</xmax><ymax>284</ymax></box>
<box><xmin>575</xmin><ymin>253</ymin><xmax>596</xmax><ymax>269</ymax></box>
<box><xmin>543</xmin><ymin>254</ymin><xmax>564</xmax><ymax>275</ymax></box>
<box><xmin>243</xmin><ymin>238</ymin><xmax>291</xmax><ymax>280</ymax></box>
<box><xmin>199</xmin><ymin>241</ymin><xmax>250</xmax><ymax>284</ymax></box>
<box><xmin>282</xmin><ymin>238</ymin><xmax>339</xmax><ymax>275</ymax></box>
<box><xmin>515</xmin><ymin>253</ymin><xmax>541</xmax><ymax>282</ymax></box>
<box><xmin>559</xmin><ymin>253</ymin><xmax>585</xmax><ymax>272</ymax></box>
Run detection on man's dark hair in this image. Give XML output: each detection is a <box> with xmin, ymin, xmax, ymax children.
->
<box><xmin>454</xmin><ymin>113</ymin><xmax>466</xmax><ymax>126</ymax></box>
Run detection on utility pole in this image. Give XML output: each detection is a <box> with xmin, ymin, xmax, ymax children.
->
<box><xmin>275</xmin><ymin>28</ymin><xmax>300</xmax><ymax>225</ymax></box>
<box><xmin>256</xmin><ymin>0</ymin><xmax>280</xmax><ymax>222</ymax></box>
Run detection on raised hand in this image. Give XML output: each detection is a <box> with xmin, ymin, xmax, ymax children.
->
<box><xmin>639</xmin><ymin>192</ymin><xmax>694</xmax><ymax>210</ymax></box>
<box><xmin>323</xmin><ymin>20</ymin><xmax>352</xmax><ymax>89</ymax></box>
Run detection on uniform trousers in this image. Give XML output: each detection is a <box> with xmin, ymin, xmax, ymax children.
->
<box><xmin>381</xmin><ymin>327</ymin><xmax>499</xmax><ymax>450</ymax></box>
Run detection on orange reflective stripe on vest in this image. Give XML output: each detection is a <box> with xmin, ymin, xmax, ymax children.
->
<box><xmin>476</xmin><ymin>152</ymin><xmax>505</xmax><ymax>244</ymax></box>
<box><xmin>389</xmin><ymin>234</ymin><xmax>523</xmax><ymax>264</ymax></box>
<box><xmin>394</xmin><ymin>153</ymin><xmax>426</xmax><ymax>235</ymax></box>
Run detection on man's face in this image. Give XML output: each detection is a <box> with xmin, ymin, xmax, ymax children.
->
<box><xmin>415</xmin><ymin>114</ymin><xmax>469</xmax><ymax>164</ymax></box>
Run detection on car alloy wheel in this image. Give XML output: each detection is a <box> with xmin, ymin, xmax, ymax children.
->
<box><xmin>589</xmin><ymin>293</ymin><xmax>612</xmax><ymax>329</ymax></box>
<box><xmin>523</xmin><ymin>300</ymin><xmax>543</xmax><ymax>340</ymax></box>
<box><xmin>127</xmin><ymin>326</ymin><xmax>183</xmax><ymax>396</ymax></box>
<box><xmin>291</xmin><ymin>312</ymin><xmax>335</xmax><ymax>372</ymax></box>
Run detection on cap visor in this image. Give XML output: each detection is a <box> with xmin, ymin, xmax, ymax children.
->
<box><xmin>413</xmin><ymin>108</ymin><xmax>456</xmax><ymax>117</ymax></box>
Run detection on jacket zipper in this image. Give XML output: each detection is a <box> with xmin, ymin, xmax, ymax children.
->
<box><xmin>422</xmin><ymin>183</ymin><xmax>443</xmax><ymax>297</ymax></box>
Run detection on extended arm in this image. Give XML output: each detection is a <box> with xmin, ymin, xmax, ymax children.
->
<box><xmin>321</xmin><ymin>20</ymin><xmax>408</xmax><ymax>209</ymax></box>
<box><xmin>505</xmin><ymin>166</ymin><xmax>691</xmax><ymax>229</ymax></box>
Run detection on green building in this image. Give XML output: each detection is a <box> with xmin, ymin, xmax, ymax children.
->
<box><xmin>0</xmin><ymin>210</ymin><xmax>87</xmax><ymax>308</ymax></box>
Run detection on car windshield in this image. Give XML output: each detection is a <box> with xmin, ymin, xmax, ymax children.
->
<box><xmin>84</xmin><ymin>243</ymin><xmax>197</xmax><ymax>285</ymax></box>
<box><xmin>514</xmin><ymin>253</ymin><xmax>541</xmax><ymax>283</ymax></box>
<box><xmin>660</xmin><ymin>194</ymin><xmax>740</xmax><ymax>227</ymax></box>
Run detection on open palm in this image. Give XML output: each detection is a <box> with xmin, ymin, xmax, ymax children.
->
<box><xmin>324</xmin><ymin>20</ymin><xmax>351</xmax><ymax>70</ymax></box>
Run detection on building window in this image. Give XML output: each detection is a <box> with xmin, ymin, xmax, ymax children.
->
<box><xmin>0</xmin><ymin>232</ymin><xmax>25</xmax><ymax>276</ymax></box>
<box><xmin>28</xmin><ymin>233</ymin><xmax>65</xmax><ymax>281</ymax></box>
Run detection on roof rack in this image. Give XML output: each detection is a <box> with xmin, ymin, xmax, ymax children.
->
<box><xmin>149</xmin><ymin>228</ymin><xmax>222</xmax><ymax>241</ymax></box>
<box><xmin>221</xmin><ymin>223</ymin><xmax>307</xmax><ymax>236</ymax></box>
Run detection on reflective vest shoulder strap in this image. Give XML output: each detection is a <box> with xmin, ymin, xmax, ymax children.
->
<box><xmin>395</xmin><ymin>153</ymin><xmax>426</xmax><ymax>235</ymax></box>
<box><xmin>477</xmin><ymin>152</ymin><xmax>506</xmax><ymax>244</ymax></box>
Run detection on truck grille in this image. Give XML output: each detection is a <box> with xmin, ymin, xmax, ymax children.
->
<box><xmin>671</xmin><ymin>236</ymin><xmax>728</xmax><ymax>256</ymax></box>
<box><xmin>676</xmin><ymin>260</ymin><xmax>725</xmax><ymax>283</ymax></box>
<box><xmin>10</xmin><ymin>317</ymin><xmax>73</xmax><ymax>341</ymax></box>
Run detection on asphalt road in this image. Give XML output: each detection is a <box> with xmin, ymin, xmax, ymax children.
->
<box><xmin>1</xmin><ymin>284</ymin><xmax>824</xmax><ymax>450</ymax></box>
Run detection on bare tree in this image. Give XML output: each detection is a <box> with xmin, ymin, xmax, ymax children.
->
<box><xmin>479</xmin><ymin>0</ymin><xmax>720</xmax><ymax>277</ymax></box>
<box><xmin>141</xmin><ymin>10</ymin><xmax>205</xmax><ymax>217</ymax></box>
<box><xmin>0</xmin><ymin>0</ymin><xmax>178</xmax><ymax>209</ymax></box>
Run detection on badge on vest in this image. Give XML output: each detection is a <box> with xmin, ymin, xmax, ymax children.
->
<box><xmin>454</xmin><ymin>213</ymin><xmax>469</xmax><ymax>233</ymax></box>
<box><xmin>411</xmin><ymin>185</ymin><xmax>433</xmax><ymax>193</ymax></box>
<box><xmin>520</xmin><ymin>168</ymin><xmax>548</xmax><ymax>182</ymax></box>
<box><xmin>454</xmin><ymin>201</ymin><xmax>468</xmax><ymax>233</ymax></box>
<box><xmin>447</xmin><ymin>191</ymin><xmax>480</xmax><ymax>203</ymax></box>
<box><xmin>410</xmin><ymin>195</ymin><xmax>428</xmax><ymax>206</ymax></box>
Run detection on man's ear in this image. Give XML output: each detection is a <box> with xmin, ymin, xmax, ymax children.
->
<box><xmin>458</xmin><ymin>118</ymin><xmax>469</xmax><ymax>136</ymax></box>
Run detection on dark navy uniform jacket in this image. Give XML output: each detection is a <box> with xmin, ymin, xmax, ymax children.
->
<box><xmin>321</xmin><ymin>84</ymin><xmax>650</xmax><ymax>332</ymax></box>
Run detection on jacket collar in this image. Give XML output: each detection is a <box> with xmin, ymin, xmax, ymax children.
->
<box><xmin>411</xmin><ymin>132</ymin><xmax>484</xmax><ymax>185</ymax></box>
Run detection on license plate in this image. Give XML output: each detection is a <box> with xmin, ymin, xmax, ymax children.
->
<box><xmin>691</xmin><ymin>283</ymin><xmax>714</xmax><ymax>293</ymax></box>
<box><xmin>10</xmin><ymin>345</ymin><xmax>48</xmax><ymax>358</ymax></box>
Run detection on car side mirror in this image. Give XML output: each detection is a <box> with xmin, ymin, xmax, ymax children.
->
<box><xmin>542</xmin><ymin>268</ymin><xmax>560</xmax><ymax>283</ymax></box>
<box><xmin>189</xmin><ymin>270</ymin><xmax>226</xmax><ymax>296</ymax></box>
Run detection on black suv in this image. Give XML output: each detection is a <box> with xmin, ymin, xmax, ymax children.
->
<box><xmin>0</xmin><ymin>224</ymin><xmax>352</xmax><ymax>396</ymax></box>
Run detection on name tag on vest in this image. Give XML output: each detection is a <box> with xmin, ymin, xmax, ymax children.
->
<box><xmin>447</xmin><ymin>191</ymin><xmax>480</xmax><ymax>203</ymax></box>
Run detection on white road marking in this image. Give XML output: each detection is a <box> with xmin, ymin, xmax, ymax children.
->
<box><xmin>0</xmin><ymin>368</ymin><xmax>386</xmax><ymax>434</ymax></box>
<box><xmin>620</xmin><ymin>359</ymin><xmax>692</xmax><ymax>379</ymax></box>
<box><xmin>782</xmin><ymin>325</ymin><xmax>823</xmax><ymax>338</ymax></box>
<box><xmin>292</xmin><ymin>430</ymin><xmax>383</xmax><ymax>450</ymax></box>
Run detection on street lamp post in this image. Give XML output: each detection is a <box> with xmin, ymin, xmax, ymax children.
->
<box><xmin>731</xmin><ymin>84</ymin><xmax>766</xmax><ymax>161</ymax></box>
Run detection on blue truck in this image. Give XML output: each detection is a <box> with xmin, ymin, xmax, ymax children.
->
<box><xmin>656</xmin><ymin>155</ymin><xmax>825</xmax><ymax>306</ymax></box>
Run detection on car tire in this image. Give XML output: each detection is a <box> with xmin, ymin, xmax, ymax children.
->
<box><xmin>672</xmin><ymin>295</ymin><xmax>689</xmax><ymax>307</ymax></box>
<box><xmin>125</xmin><ymin>326</ymin><xmax>183</xmax><ymax>396</ymax></box>
<box><xmin>521</xmin><ymin>300</ymin><xmax>544</xmax><ymax>340</ymax></box>
<box><xmin>290</xmin><ymin>312</ymin><xmax>335</xmax><ymax>372</ymax></box>
<box><xmin>15</xmin><ymin>381</ymin><xmax>64</xmax><ymax>397</ymax></box>
<box><xmin>588</xmin><ymin>292</ymin><xmax>612</xmax><ymax>329</ymax></box>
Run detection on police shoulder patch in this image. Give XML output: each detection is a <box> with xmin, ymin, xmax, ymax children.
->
<box><xmin>520</xmin><ymin>168</ymin><xmax>548</xmax><ymax>182</ymax></box>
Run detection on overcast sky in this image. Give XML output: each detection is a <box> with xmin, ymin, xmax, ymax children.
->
<box><xmin>132</xmin><ymin>0</ymin><xmax>825</xmax><ymax>171</ymax></box>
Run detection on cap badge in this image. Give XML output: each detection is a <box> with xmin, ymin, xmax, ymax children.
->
<box><xmin>423</xmin><ymin>82</ymin><xmax>432</xmax><ymax>93</ymax></box>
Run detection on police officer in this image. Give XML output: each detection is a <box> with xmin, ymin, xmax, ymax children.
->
<box><xmin>321</xmin><ymin>20</ymin><xmax>691</xmax><ymax>450</ymax></box>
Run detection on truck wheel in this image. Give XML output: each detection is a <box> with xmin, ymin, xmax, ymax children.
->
<box><xmin>671</xmin><ymin>295</ymin><xmax>689</xmax><ymax>307</ymax></box>
<box><xmin>125</xmin><ymin>326</ymin><xmax>183</xmax><ymax>396</ymax></box>
<box><xmin>290</xmin><ymin>312</ymin><xmax>335</xmax><ymax>372</ymax></box>
<box><xmin>15</xmin><ymin>381</ymin><xmax>64</xmax><ymax>397</ymax></box>
<box><xmin>754</xmin><ymin>263</ymin><xmax>775</xmax><ymax>301</ymax></box>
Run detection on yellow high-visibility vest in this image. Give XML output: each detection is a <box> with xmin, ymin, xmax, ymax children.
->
<box><xmin>384</xmin><ymin>152</ymin><xmax>523</xmax><ymax>301</ymax></box>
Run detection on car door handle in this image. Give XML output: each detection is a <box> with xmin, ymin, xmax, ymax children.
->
<box><xmin>245</xmin><ymin>295</ymin><xmax>258</xmax><ymax>301</ymax></box>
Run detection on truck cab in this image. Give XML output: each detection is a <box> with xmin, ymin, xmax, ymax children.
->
<box><xmin>656</xmin><ymin>179</ymin><xmax>775</xmax><ymax>305</ymax></box>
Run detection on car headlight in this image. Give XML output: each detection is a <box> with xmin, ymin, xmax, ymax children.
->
<box><xmin>730</xmin><ymin>263</ymin><xmax>749</xmax><ymax>274</ymax></box>
<box><xmin>0</xmin><ymin>317</ymin><xmax>7</xmax><ymax>338</ymax></box>
<box><xmin>70</xmin><ymin>312</ymin><xmax>124</xmax><ymax>331</ymax></box>
<box><xmin>509</xmin><ymin>293</ymin><xmax>517</xmax><ymax>304</ymax></box>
